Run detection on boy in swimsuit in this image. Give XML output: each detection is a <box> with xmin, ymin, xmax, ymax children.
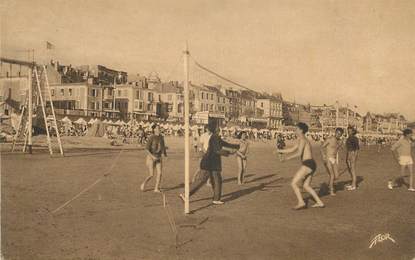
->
<box><xmin>321</xmin><ymin>128</ymin><xmax>344</xmax><ymax>196</ymax></box>
<box><xmin>236</xmin><ymin>131</ymin><xmax>249</xmax><ymax>185</ymax></box>
<box><xmin>277</xmin><ymin>122</ymin><xmax>325</xmax><ymax>210</ymax></box>
<box><xmin>390</xmin><ymin>128</ymin><xmax>414</xmax><ymax>191</ymax></box>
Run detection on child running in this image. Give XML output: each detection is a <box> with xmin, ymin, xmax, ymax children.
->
<box><xmin>277</xmin><ymin>122</ymin><xmax>325</xmax><ymax>210</ymax></box>
<box><xmin>320</xmin><ymin>128</ymin><xmax>344</xmax><ymax>196</ymax></box>
<box><xmin>236</xmin><ymin>131</ymin><xmax>249</xmax><ymax>185</ymax></box>
<box><xmin>140</xmin><ymin>124</ymin><xmax>167</xmax><ymax>193</ymax></box>
<box><xmin>390</xmin><ymin>128</ymin><xmax>414</xmax><ymax>191</ymax></box>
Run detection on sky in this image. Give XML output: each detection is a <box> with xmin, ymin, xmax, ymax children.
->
<box><xmin>1</xmin><ymin>0</ymin><xmax>414</xmax><ymax>120</ymax></box>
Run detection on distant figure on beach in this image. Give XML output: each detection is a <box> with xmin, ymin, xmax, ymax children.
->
<box><xmin>277</xmin><ymin>122</ymin><xmax>325</xmax><ymax>210</ymax></box>
<box><xmin>390</xmin><ymin>128</ymin><xmax>414</xmax><ymax>191</ymax></box>
<box><xmin>276</xmin><ymin>133</ymin><xmax>286</xmax><ymax>161</ymax></box>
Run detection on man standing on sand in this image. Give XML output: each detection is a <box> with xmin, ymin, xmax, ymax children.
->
<box><xmin>277</xmin><ymin>122</ymin><xmax>325</xmax><ymax>210</ymax></box>
<box><xmin>321</xmin><ymin>128</ymin><xmax>344</xmax><ymax>196</ymax></box>
<box><xmin>345</xmin><ymin>126</ymin><xmax>359</xmax><ymax>191</ymax></box>
<box><xmin>180</xmin><ymin>121</ymin><xmax>240</xmax><ymax>205</ymax></box>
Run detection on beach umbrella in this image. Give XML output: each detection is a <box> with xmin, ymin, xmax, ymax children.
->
<box><xmin>88</xmin><ymin>118</ymin><xmax>96</xmax><ymax>124</ymax></box>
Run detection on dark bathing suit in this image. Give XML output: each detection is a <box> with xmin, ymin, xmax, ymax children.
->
<box><xmin>346</xmin><ymin>135</ymin><xmax>360</xmax><ymax>151</ymax></box>
<box><xmin>300</xmin><ymin>142</ymin><xmax>317</xmax><ymax>174</ymax></box>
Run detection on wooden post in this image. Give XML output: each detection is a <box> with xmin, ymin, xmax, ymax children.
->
<box><xmin>34</xmin><ymin>68</ymin><xmax>53</xmax><ymax>155</ymax></box>
<box><xmin>346</xmin><ymin>103</ymin><xmax>349</xmax><ymax>127</ymax></box>
<box><xmin>335</xmin><ymin>101</ymin><xmax>339</xmax><ymax>128</ymax></box>
<box><xmin>27</xmin><ymin>68</ymin><xmax>33</xmax><ymax>154</ymax></box>
<box><xmin>43</xmin><ymin>65</ymin><xmax>64</xmax><ymax>156</ymax></box>
<box><xmin>183</xmin><ymin>43</ymin><xmax>190</xmax><ymax>214</ymax></box>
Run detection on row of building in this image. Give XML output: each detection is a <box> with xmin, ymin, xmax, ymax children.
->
<box><xmin>0</xmin><ymin>60</ymin><xmax>409</xmax><ymax>133</ymax></box>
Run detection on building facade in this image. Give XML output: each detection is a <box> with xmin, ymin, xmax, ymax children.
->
<box><xmin>256</xmin><ymin>93</ymin><xmax>283</xmax><ymax>128</ymax></box>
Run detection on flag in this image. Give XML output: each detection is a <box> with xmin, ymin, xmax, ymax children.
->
<box><xmin>46</xmin><ymin>41</ymin><xmax>54</xmax><ymax>50</ymax></box>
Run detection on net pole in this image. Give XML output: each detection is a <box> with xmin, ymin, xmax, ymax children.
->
<box><xmin>183</xmin><ymin>43</ymin><xmax>190</xmax><ymax>214</ymax></box>
<box><xmin>27</xmin><ymin>68</ymin><xmax>33</xmax><ymax>154</ymax></box>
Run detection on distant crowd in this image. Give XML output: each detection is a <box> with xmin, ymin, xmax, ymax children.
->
<box><xmin>54</xmin><ymin>117</ymin><xmax>401</xmax><ymax>147</ymax></box>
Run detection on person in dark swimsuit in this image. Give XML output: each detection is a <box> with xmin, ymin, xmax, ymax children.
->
<box><xmin>277</xmin><ymin>122</ymin><xmax>324</xmax><ymax>210</ymax></box>
<box><xmin>345</xmin><ymin>126</ymin><xmax>360</xmax><ymax>190</ymax></box>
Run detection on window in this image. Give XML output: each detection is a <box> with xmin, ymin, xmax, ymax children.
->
<box><xmin>60</xmin><ymin>89</ymin><xmax>65</xmax><ymax>96</ymax></box>
<box><xmin>147</xmin><ymin>104</ymin><xmax>152</xmax><ymax>111</ymax></box>
<box><xmin>167</xmin><ymin>104</ymin><xmax>173</xmax><ymax>112</ymax></box>
<box><xmin>261</xmin><ymin>102</ymin><xmax>264</xmax><ymax>108</ymax></box>
<box><xmin>201</xmin><ymin>92</ymin><xmax>204</xmax><ymax>99</ymax></box>
<box><xmin>148</xmin><ymin>92</ymin><xmax>153</xmax><ymax>101</ymax></box>
<box><xmin>210</xmin><ymin>104</ymin><xmax>214</xmax><ymax>111</ymax></box>
<box><xmin>139</xmin><ymin>101</ymin><xmax>143</xmax><ymax>110</ymax></box>
<box><xmin>211</xmin><ymin>94</ymin><xmax>213</xmax><ymax>100</ymax></box>
<box><xmin>168</xmin><ymin>94</ymin><xmax>172</xmax><ymax>101</ymax></box>
<box><xmin>136</xmin><ymin>90</ymin><xmax>141</xmax><ymax>99</ymax></box>
<box><xmin>134</xmin><ymin>100</ymin><xmax>139</xmax><ymax>110</ymax></box>
<box><xmin>200</xmin><ymin>104</ymin><xmax>204</xmax><ymax>111</ymax></box>
<box><xmin>51</xmin><ymin>89</ymin><xmax>55</xmax><ymax>96</ymax></box>
<box><xmin>68</xmin><ymin>89</ymin><xmax>73</xmax><ymax>96</ymax></box>
<box><xmin>117</xmin><ymin>90</ymin><xmax>122</xmax><ymax>97</ymax></box>
<box><xmin>178</xmin><ymin>104</ymin><xmax>182</xmax><ymax>113</ymax></box>
<box><xmin>96</xmin><ymin>102</ymin><xmax>100</xmax><ymax>110</ymax></box>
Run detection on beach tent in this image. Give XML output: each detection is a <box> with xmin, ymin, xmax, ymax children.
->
<box><xmin>61</xmin><ymin>116</ymin><xmax>72</xmax><ymax>125</ymax></box>
<box><xmin>74</xmin><ymin>118</ymin><xmax>87</xmax><ymax>125</ymax></box>
<box><xmin>86</xmin><ymin>119</ymin><xmax>106</xmax><ymax>137</ymax></box>
<box><xmin>114</xmin><ymin>119</ymin><xmax>124</xmax><ymax>126</ymax></box>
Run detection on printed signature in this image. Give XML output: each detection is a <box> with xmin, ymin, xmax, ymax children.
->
<box><xmin>369</xmin><ymin>233</ymin><xmax>397</xmax><ymax>249</ymax></box>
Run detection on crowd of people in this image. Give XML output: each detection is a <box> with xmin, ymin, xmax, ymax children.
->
<box><xmin>55</xmin><ymin>117</ymin><xmax>401</xmax><ymax>148</ymax></box>
<box><xmin>138</xmin><ymin>120</ymin><xmax>414</xmax><ymax>211</ymax></box>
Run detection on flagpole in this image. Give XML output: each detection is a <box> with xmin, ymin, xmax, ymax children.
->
<box><xmin>183</xmin><ymin>43</ymin><xmax>190</xmax><ymax>214</ymax></box>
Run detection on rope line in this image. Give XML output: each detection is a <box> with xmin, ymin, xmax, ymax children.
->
<box><xmin>51</xmin><ymin>150</ymin><xmax>124</xmax><ymax>214</ymax></box>
<box><xmin>189</xmin><ymin>55</ymin><xmax>255</xmax><ymax>92</ymax></box>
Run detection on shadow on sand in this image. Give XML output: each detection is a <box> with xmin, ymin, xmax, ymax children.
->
<box><xmin>318</xmin><ymin>176</ymin><xmax>364</xmax><ymax>197</ymax></box>
<box><xmin>190</xmin><ymin>175</ymin><xmax>285</xmax><ymax>214</ymax></box>
<box><xmin>163</xmin><ymin>174</ymin><xmax>256</xmax><ymax>192</ymax></box>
